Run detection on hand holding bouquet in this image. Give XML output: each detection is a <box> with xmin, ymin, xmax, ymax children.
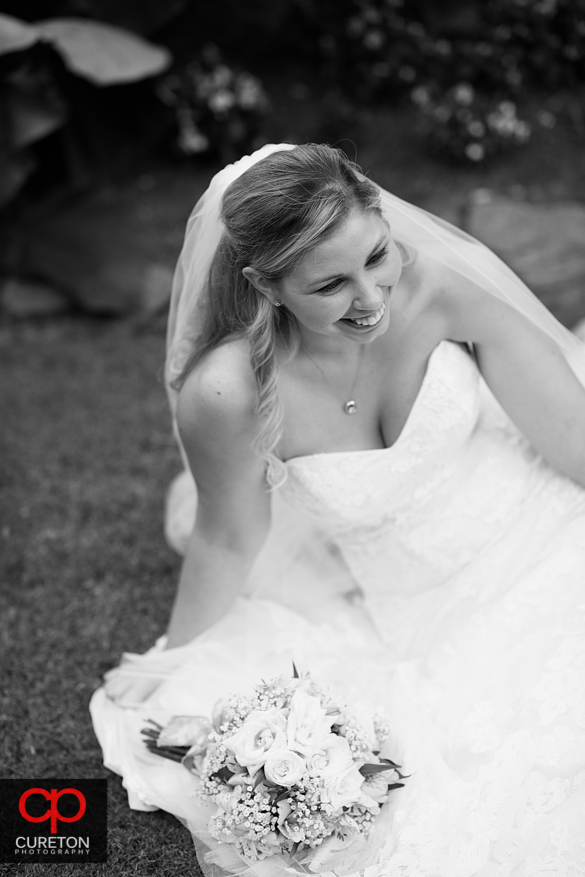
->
<box><xmin>143</xmin><ymin>668</ymin><xmax>405</xmax><ymax>864</ymax></box>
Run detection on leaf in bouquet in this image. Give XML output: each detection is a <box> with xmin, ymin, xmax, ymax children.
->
<box><xmin>379</xmin><ymin>757</ymin><xmax>401</xmax><ymax>768</ymax></box>
<box><xmin>37</xmin><ymin>18</ymin><xmax>171</xmax><ymax>86</ymax></box>
<box><xmin>140</xmin><ymin>728</ymin><xmax>161</xmax><ymax>741</ymax></box>
<box><xmin>273</xmin><ymin>788</ymin><xmax>291</xmax><ymax>803</ymax></box>
<box><xmin>253</xmin><ymin>769</ymin><xmax>266</xmax><ymax>789</ymax></box>
<box><xmin>156</xmin><ymin>744</ymin><xmax>190</xmax><ymax>757</ymax></box>
<box><xmin>359</xmin><ymin>763</ymin><xmax>399</xmax><ymax>777</ymax></box>
<box><xmin>387</xmin><ymin>782</ymin><xmax>405</xmax><ymax>791</ymax></box>
<box><xmin>141</xmin><ymin>721</ymin><xmax>191</xmax><ymax>762</ymax></box>
<box><xmin>292</xmin><ymin>662</ymin><xmax>299</xmax><ymax>679</ymax></box>
<box><xmin>0</xmin><ymin>14</ymin><xmax>39</xmax><ymax>55</ymax></box>
<box><xmin>143</xmin><ymin>741</ymin><xmax>186</xmax><ymax>763</ymax></box>
<box><xmin>212</xmin><ymin>766</ymin><xmax>235</xmax><ymax>784</ymax></box>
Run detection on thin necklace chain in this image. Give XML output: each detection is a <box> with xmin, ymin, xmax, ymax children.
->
<box><xmin>304</xmin><ymin>346</ymin><xmax>366</xmax><ymax>415</ymax></box>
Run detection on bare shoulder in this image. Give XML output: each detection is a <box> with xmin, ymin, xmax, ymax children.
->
<box><xmin>391</xmin><ymin>251</ymin><xmax>451</xmax><ymax>346</ymax></box>
<box><xmin>403</xmin><ymin>252</ymin><xmax>548</xmax><ymax>348</ymax></box>
<box><xmin>396</xmin><ymin>244</ymin><xmax>522</xmax><ymax>346</ymax></box>
<box><xmin>176</xmin><ymin>337</ymin><xmax>258</xmax><ymax>457</ymax></box>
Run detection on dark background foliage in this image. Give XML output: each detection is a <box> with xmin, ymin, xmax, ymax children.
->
<box><xmin>2</xmin><ymin>0</ymin><xmax>584</xmax><ymax>213</ymax></box>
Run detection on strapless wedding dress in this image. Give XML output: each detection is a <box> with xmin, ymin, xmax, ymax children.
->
<box><xmin>90</xmin><ymin>340</ymin><xmax>585</xmax><ymax>876</ymax></box>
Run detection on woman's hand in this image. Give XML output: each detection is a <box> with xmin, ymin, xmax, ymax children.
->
<box><xmin>437</xmin><ymin>277</ymin><xmax>585</xmax><ymax>487</ymax></box>
<box><xmin>165</xmin><ymin>340</ymin><xmax>270</xmax><ymax>648</ymax></box>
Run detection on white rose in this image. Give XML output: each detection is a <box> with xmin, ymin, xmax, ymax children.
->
<box><xmin>276</xmin><ymin>800</ymin><xmax>305</xmax><ymax>842</ymax></box>
<box><xmin>157</xmin><ymin>715</ymin><xmax>213</xmax><ymax>751</ymax></box>
<box><xmin>264</xmin><ymin>749</ymin><xmax>306</xmax><ymax>787</ymax></box>
<box><xmin>223</xmin><ymin>708</ymin><xmax>287</xmax><ymax>775</ymax></box>
<box><xmin>182</xmin><ymin>747</ymin><xmax>206</xmax><ymax>776</ymax></box>
<box><xmin>306</xmin><ymin>734</ymin><xmax>355</xmax><ymax>778</ymax></box>
<box><xmin>320</xmin><ymin>762</ymin><xmax>365</xmax><ymax>811</ymax></box>
<box><xmin>286</xmin><ymin>690</ymin><xmax>335</xmax><ymax>756</ymax></box>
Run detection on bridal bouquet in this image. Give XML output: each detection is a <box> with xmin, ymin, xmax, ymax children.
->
<box><xmin>143</xmin><ymin>668</ymin><xmax>405</xmax><ymax>864</ymax></box>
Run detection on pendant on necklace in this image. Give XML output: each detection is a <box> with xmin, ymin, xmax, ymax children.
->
<box><xmin>344</xmin><ymin>400</ymin><xmax>357</xmax><ymax>415</ymax></box>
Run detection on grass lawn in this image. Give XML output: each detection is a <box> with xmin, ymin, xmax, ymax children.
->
<box><xmin>1</xmin><ymin>94</ymin><xmax>584</xmax><ymax>875</ymax></box>
<box><xmin>0</xmin><ymin>318</ymin><xmax>201</xmax><ymax>875</ymax></box>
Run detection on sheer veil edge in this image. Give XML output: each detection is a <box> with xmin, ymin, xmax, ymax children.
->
<box><xmin>166</xmin><ymin>141</ymin><xmax>585</xmax><ymax>465</ymax></box>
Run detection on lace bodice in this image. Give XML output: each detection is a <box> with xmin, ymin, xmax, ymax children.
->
<box><xmin>281</xmin><ymin>340</ymin><xmax>478</xmax><ymax>528</ymax></box>
<box><xmin>278</xmin><ymin>340</ymin><xmax>585</xmax><ymax>650</ymax></box>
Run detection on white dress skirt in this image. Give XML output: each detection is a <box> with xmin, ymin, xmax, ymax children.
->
<box><xmin>91</xmin><ymin>340</ymin><xmax>585</xmax><ymax>876</ymax></box>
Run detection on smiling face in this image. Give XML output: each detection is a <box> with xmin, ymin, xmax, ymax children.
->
<box><xmin>272</xmin><ymin>208</ymin><xmax>402</xmax><ymax>348</ymax></box>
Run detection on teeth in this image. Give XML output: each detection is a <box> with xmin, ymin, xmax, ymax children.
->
<box><xmin>350</xmin><ymin>302</ymin><xmax>385</xmax><ymax>327</ymax></box>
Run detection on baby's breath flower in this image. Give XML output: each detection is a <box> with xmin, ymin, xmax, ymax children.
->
<box><xmin>373</xmin><ymin>713</ymin><xmax>391</xmax><ymax>748</ymax></box>
<box><xmin>338</xmin><ymin>716</ymin><xmax>372</xmax><ymax>760</ymax></box>
<box><xmin>189</xmin><ymin>670</ymin><xmax>404</xmax><ymax>862</ymax></box>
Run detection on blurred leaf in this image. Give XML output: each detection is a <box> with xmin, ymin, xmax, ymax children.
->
<box><xmin>37</xmin><ymin>18</ymin><xmax>172</xmax><ymax>86</ymax></box>
<box><xmin>8</xmin><ymin>86</ymin><xmax>66</xmax><ymax>147</ymax></box>
<box><xmin>64</xmin><ymin>0</ymin><xmax>193</xmax><ymax>36</ymax></box>
<box><xmin>0</xmin><ymin>13</ymin><xmax>39</xmax><ymax>56</ymax></box>
<box><xmin>0</xmin><ymin>153</ymin><xmax>35</xmax><ymax>208</ymax></box>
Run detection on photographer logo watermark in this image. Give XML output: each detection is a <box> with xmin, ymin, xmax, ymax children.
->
<box><xmin>0</xmin><ymin>779</ymin><xmax>107</xmax><ymax>863</ymax></box>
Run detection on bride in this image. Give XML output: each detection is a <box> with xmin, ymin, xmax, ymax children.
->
<box><xmin>91</xmin><ymin>143</ymin><xmax>585</xmax><ymax>876</ymax></box>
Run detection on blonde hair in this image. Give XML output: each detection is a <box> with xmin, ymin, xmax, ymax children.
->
<box><xmin>174</xmin><ymin>143</ymin><xmax>382</xmax><ymax>485</ymax></box>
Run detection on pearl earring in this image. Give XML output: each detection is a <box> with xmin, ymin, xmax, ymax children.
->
<box><xmin>273</xmin><ymin>300</ymin><xmax>282</xmax><ymax>307</ymax></box>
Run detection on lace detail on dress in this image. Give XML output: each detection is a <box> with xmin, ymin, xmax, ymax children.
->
<box><xmin>281</xmin><ymin>341</ymin><xmax>479</xmax><ymax>526</ymax></box>
<box><xmin>91</xmin><ymin>338</ymin><xmax>585</xmax><ymax>877</ymax></box>
<box><xmin>276</xmin><ymin>339</ymin><xmax>585</xmax><ymax>875</ymax></box>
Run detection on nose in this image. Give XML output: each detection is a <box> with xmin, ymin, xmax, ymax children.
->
<box><xmin>352</xmin><ymin>274</ymin><xmax>384</xmax><ymax>311</ymax></box>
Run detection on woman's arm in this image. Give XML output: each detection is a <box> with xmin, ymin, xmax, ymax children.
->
<box><xmin>437</xmin><ymin>279</ymin><xmax>585</xmax><ymax>487</ymax></box>
<box><xmin>165</xmin><ymin>343</ymin><xmax>270</xmax><ymax>648</ymax></box>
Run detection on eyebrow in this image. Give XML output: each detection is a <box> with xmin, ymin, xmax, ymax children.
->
<box><xmin>309</xmin><ymin>233</ymin><xmax>389</xmax><ymax>287</ymax></box>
